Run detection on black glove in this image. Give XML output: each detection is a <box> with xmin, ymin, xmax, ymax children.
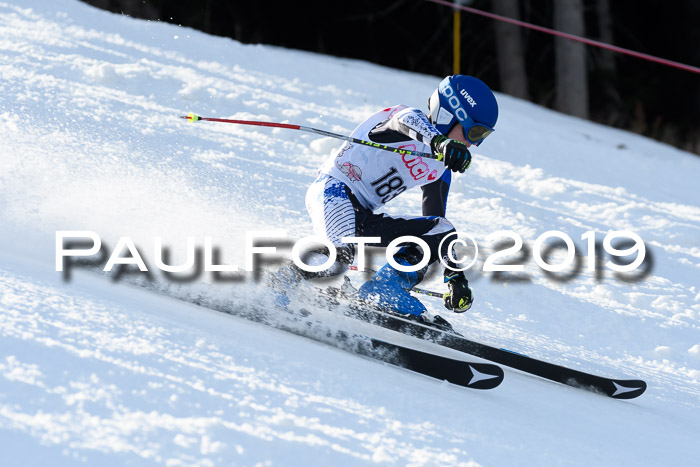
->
<box><xmin>431</xmin><ymin>135</ymin><xmax>472</xmax><ymax>173</ymax></box>
<box><xmin>443</xmin><ymin>270</ymin><xmax>473</xmax><ymax>312</ymax></box>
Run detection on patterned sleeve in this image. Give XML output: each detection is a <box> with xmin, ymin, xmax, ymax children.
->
<box><xmin>369</xmin><ymin>107</ymin><xmax>441</xmax><ymax>145</ymax></box>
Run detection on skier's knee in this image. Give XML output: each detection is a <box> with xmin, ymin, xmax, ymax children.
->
<box><xmin>428</xmin><ymin>217</ymin><xmax>455</xmax><ymax>236</ymax></box>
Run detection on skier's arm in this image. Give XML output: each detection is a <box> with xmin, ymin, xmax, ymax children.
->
<box><xmin>421</xmin><ymin>170</ymin><xmax>451</xmax><ymax>218</ymax></box>
<box><xmin>368</xmin><ymin>107</ymin><xmax>440</xmax><ymax>145</ymax></box>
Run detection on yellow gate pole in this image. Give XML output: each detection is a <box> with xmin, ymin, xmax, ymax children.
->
<box><xmin>453</xmin><ymin>6</ymin><xmax>461</xmax><ymax>75</ymax></box>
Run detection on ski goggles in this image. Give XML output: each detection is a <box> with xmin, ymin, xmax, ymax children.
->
<box><xmin>461</xmin><ymin>120</ymin><xmax>494</xmax><ymax>146</ymax></box>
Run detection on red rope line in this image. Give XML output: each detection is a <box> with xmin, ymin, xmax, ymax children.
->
<box><xmin>428</xmin><ymin>0</ymin><xmax>700</xmax><ymax>75</ymax></box>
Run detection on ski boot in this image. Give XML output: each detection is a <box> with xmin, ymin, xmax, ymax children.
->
<box><xmin>357</xmin><ymin>256</ymin><xmax>427</xmax><ymax>317</ymax></box>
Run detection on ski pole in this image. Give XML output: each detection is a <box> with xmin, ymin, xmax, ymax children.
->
<box><xmin>349</xmin><ymin>265</ymin><xmax>445</xmax><ymax>299</ymax></box>
<box><xmin>181</xmin><ymin>112</ymin><xmax>438</xmax><ymax>160</ymax></box>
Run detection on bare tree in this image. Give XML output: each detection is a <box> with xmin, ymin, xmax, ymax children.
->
<box><xmin>492</xmin><ymin>0</ymin><xmax>529</xmax><ymax>100</ymax></box>
<box><xmin>594</xmin><ymin>0</ymin><xmax>623</xmax><ymax>124</ymax></box>
<box><xmin>554</xmin><ymin>0</ymin><xmax>589</xmax><ymax>119</ymax></box>
<box><xmin>595</xmin><ymin>0</ymin><xmax>616</xmax><ymax>73</ymax></box>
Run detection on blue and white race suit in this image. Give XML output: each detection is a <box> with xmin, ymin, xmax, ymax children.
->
<box><xmin>306</xmin><ymin>105</ymin><xmax>457</xmax><ymax>272</ymax></box>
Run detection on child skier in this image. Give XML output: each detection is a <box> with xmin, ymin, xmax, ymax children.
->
<box><xmin>276</xmin><ymin>75</ymin><xmax>498</xmax><ymax>318</ymax></box>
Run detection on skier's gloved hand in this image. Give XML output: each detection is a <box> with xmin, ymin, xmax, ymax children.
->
<box><xmin>431</xmin><ymin>135</ymin><xmax>472</xmax><ymax>173</ymax></box>
<box><xmin>443</xmin><ymin>270</ymin><xmax>473</xmax><ymax>312</ymax></box>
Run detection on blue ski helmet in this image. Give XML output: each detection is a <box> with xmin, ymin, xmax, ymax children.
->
<box><xmin>427</xmin><ymin>75</ymin><xmax>498</xmax><ymax>146</ymax></box>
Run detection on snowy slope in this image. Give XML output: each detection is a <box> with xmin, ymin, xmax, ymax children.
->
<box><xmin>1</xmin><ymin>0</ymin><xmax>699</xmax><ymax>465</ymax></box>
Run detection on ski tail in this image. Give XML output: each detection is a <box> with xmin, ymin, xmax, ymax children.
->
<box><xmin>369</xmin><ymin>339</ymin><xmax>504</xmax><ymax>390</ymax></box>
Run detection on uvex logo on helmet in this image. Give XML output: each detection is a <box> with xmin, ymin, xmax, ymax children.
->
<box><xmin>460</xmin><ymin>89</ymin><xmax>477</xmax><ymax>107</ymax></box>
